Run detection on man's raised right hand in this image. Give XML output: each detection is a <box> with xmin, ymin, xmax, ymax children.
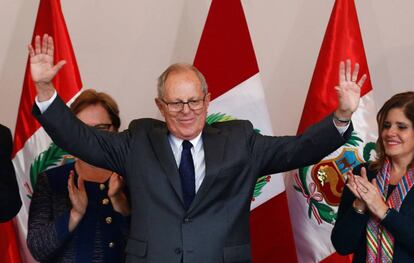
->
<box><xmin>28</xmin><ymin>34</ymin><xmax>66</xmax><ymax>101</ymax></box>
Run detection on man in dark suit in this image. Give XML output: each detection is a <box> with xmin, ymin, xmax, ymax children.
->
<box><xmin>29</xmin><ymin>34</ymin><xmax>366</xmax><ymax>262</ymax></box>
<box><xmin>0</xmin><ymin>124</ymin><xmax>22</xmax><ymax>222</ymax></box>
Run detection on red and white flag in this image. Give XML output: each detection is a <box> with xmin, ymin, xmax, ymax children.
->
<box><xmin>284</xmin><ymin>0</ymin><xmax>378</xmax><ymax>262</ymax></box>
<box><xmin>12</xmin><ymin>0</ymin><xmax>82</xmax><ymax>261</ymax></box>
<box><xmin>194</xmin><ymin>0</ymin><xmax>297</xmax><ymax>261</ymax></box>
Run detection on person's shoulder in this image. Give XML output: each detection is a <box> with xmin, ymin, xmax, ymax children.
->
<box><xmin>0</xmin><ymin>124</ymin><xmax>12</xmax><ymax>155</ymax></box>
<box><xmin>0</xmin><ymin>123</ymin><xmax>10</xmax><ymax>133</ymax></box>
<box><xmin>205</xmin><ymin>120</ymin><xmax>256</xmax><ymax>139</ymax></box>
<box><xmin>128</xmin><ymin>118</ymin><xmax>165</xmax><ymax>129</ymax></box>
<box><xmin>208</xmin><ymin>119</ymin><xmax>253</xmax><ymax>130</ymax></box>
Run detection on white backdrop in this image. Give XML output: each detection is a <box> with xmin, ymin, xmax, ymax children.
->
<box><xmin>1</xmin><ymin>0</ymin><xmax>413</xmax><ymax>135</ymax></box>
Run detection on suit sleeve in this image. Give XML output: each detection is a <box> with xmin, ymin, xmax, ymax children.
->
<box><xmin>27</xmin><ymin>173</ymin><xmax>73</xmax><ymax>261</ymax></box>
<box><xmin>0</xmin><ymin>124</ymin><xmax>22</xmax><ymax>222</ymax></box>
<box><xmin>251</xmin><ymin>114</ymin><xmax>353</xmax><ymax>175</ymax></box>
<box><xmin>33</xmin><ymin>96</ymin><xmax>130</xmax><ymax>176</ymax></box>
<box><xmin>330</xmin><ymin>165</ymin><xmax>370</xmax><ymax>254</ymax></box>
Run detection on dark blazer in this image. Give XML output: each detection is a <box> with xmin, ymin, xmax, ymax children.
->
<box><xmin>331</xmin><ymin>163</ymin><xmax>414</xmax><ymax>262</ymax></box>
<box><xmin>0</xmin><ymin>124</ymin><xmax>21</xmax><ymax>222</ymax></box>
<box><xmin>35</xmin><ymin>96</ymin><xmax>352</xmax><ymax>263</ymax></box>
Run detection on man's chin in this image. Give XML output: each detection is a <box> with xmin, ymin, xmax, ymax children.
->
<box><xmin>178</xmin><ymin>130</ymin><xmax>199</xmax><ymax>140</ymax></box>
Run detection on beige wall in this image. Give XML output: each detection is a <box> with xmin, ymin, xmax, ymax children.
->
<box><xmin>1</xmin><ymin>0</ymin><xmax>413</xmax><ymax>136</ymax></box>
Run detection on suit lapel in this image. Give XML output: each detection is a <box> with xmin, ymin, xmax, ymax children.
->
<box><xmin>188</xmin><ymin>125</ymin><xmax>226</xmax><ymax>212</ymax></box>
<box><xmin>149</xmin><ymin>123</ymin><xmax>184</xmax><ymax>205</ymax></box>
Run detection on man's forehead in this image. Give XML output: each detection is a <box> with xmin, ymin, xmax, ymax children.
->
<box><xmin>166</xmin><ymin>69</ymin><xmax>200</xmax><ymax>83</ymax></box>
<box><xmin>165</xmin><ymin>72</ymin><xmax>202</xmax><ymax>92</ymax></box>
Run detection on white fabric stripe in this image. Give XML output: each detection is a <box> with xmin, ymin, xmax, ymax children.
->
<box><xmin>209</xmin><ymin>73</ymin><xmax>285</xmax><ymax>209</ymax></box>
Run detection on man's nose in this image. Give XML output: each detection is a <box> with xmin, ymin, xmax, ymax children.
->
<box><xmin>181</xmin><ymin>103</ymin><xmax>191</xmax><ymax>113</ymax></box>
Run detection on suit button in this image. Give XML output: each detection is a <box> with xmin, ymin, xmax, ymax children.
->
<box><xmin>99</xmin><ymin>184</ymin><xmax>106</xmax><ymax>190</ymax></box>
<box><xmin>175</xmin><ymin>248</ymin><xmax>182</xmax><ymax>254</ymax></box>
<box><xmin>183</xmin><ymin>217</ymin><xmax>192</xmax><ymax>223</ymax></box>
<box><xmin>108</xmin><ymin>242</ymin><xmax>115</xmax><ymax>248</ymax></box>
<box><xmin>105</xmin><ymin>217</ymin><xmax>112</xmax><ymax>224</ymax></box>
<box><xmin>102</xmin><ymin>198</ymin><xmax>110</xmax><ymax>205</ymax></box>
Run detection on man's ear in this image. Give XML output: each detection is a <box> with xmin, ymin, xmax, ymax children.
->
<box><xmin>204</xmin><ymin>93</ymin><xmax>211</xmax><ymax>107</ymax></box>
<box><xmin>155</xmin><ymin>98</ymin><xmax>165</xmax><ymax>117</ymax></box>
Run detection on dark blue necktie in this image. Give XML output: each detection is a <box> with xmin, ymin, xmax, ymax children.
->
<box><xmin>179</xmin><ymin>140</ymin><xmax>195</xmax><ymax>210</ymax></box>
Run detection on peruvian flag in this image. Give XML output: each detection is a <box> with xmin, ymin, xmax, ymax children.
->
<box><xmin>284</xmin><ymin>0</ymin><xmax>377</xmax><ymax>262</ymax></box>
<box><xmin>12</xmin><ymin>0</ymin><xmax>82</xmax><ymax>261</ymax></box>
<box><xmin>194</xmin><ymin>0</ymin><xmax>297</xmax><ymax>261</ymax></box>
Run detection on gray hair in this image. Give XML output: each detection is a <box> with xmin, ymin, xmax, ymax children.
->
<box><xmin>157</xmin><ymin>63</ymin><xmax>208</xmax><ymax>98</ymax></box>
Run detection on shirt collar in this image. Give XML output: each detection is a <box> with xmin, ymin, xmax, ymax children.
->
<box><xmin>168</xmin><ymin>132</ymin><xmax>203</xmax><ymax>153</ymax></box>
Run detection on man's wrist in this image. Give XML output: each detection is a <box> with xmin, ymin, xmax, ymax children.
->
<box><xmin>35</xmin><ymin>90</ymin><xmax>57</xmax><ymax>113</ymax></box>
<box><xmin>37</xmin><ymin>90</ymin><xmax>56</xmax><ymax>102</ymax></box>
<box><xmin>333</xmin><ymin>112</ymin><xmax>352</xmax><ymax>127</ymax></box>
<box><xmin>334</xmin><ymin>108</ymin><xmax>353</xmax><ymax>118</ymax></box>
<box><xmin>333</xmin><ymin>112</ymin><xmax>351</xmax><ymax>122</ymax></box>
<box><xmin>35</xmin><ymin>82</ymin><xmax>56</xmax><ymax>101</ymax></box>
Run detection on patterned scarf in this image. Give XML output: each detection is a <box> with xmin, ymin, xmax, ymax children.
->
<box><xmin>366</xmin><ymin>159</ymin><xmax>414</xmax><ymax>263</ymax></box>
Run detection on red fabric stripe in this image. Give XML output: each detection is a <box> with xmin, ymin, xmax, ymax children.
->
<box><xmin>0</xmin><ymin>221</ymin><xmax>22</xmax><ymax>263</ymax></box>
<box><xmin>250</xmin><ymin>192</ymin><xmax>298</xmax><ymax>263</ymax></box>
<box><xmin>297</xmin><ymin>0</ymin><xmax>372</xmax><ymax>134</ymax></box>
<box><xmin>193</xmin><ymin>0</ymin><xmax>259</xmax><ymax>100</ymax></box>
<box><xmin>320</xmin><ymin>252</ymin><xmax>353</xmax><ymax>263</ymax></box>
<box><xmin>13</xmin><ymin>0</ymin><xmax>82</xmax><ymax>157</ymax></box>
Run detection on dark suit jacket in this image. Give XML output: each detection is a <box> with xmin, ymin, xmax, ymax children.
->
<box><xmin>331</xmin><ymin>163</ymin><xmax>414</xmax><ymax>262</ymax></box>
<box><xmin>34</xmin><ymin>96</ymin><xmax>352</xmax><ymax>263</ymax></box>
<box><xmin>0</xmin><ymin>124</ymin><xmax>21</xmax><ymax>222</ymax></box>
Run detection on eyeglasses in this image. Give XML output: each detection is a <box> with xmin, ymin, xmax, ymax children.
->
<box><xmin>161</xmin><ymin>95</ymin><xmax>206</xmax><ymax>112</ymax></box>
<box><xmin>92</xmin><ymin>123</ymin><xmax>113</xmax><ymax>131</ymax></box>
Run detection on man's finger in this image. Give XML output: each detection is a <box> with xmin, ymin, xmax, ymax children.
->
<box><xmin>357</xmin><ymin>74</ymin><xmax>367</xmax><ymax>88</ymax></box>
<box><xmin>28</xmin><ymin>45</ymin><xmax>35</xmax><ymax>58</ymax></box>
<box><xmin>53</xmin><ymin>60</ymin><xmax>67</xmax><ymax>73</ymax></box>
<box><xmin>34</xmin><ymin>35</ymin><xmax>41</xmax><ymax>54</ymax></box>
<box><xmin>339</xmin><ymin>61</ymin><xmax>345</xmax><ymax>84</ymax></box>
<box><xmin>41</xmin><ymin>34</ymin><xmax>48</xmax><ymax>54</ymax></box>
<box><xmin>47</xmin><ymin>36</ymin><xmax>54</xmax><ymax>56</ymax></box>
<box><xmin>346</xmin><ymin>59</ymin><xmax>351</xmax><ymax>81</ymax></box>
<box><xmin>351</xmin><ymin>63</ymin><xmax>359</xmax><ymax>82</ymax></box>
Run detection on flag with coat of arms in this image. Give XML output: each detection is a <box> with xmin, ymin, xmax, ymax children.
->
<box><xmin>12</xmin><ymin>0</ymin><xmax>82</xmax><ymax>261</ymax></box>
<box><xmin>194</xmin><ymin>0</ymin><xmax>298</xmax><ymax>261</ymax></box>
<box><xmin>284</xmin><ymin>0</ymin><xmax>378</xmax><ymax>262</ymax></box>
